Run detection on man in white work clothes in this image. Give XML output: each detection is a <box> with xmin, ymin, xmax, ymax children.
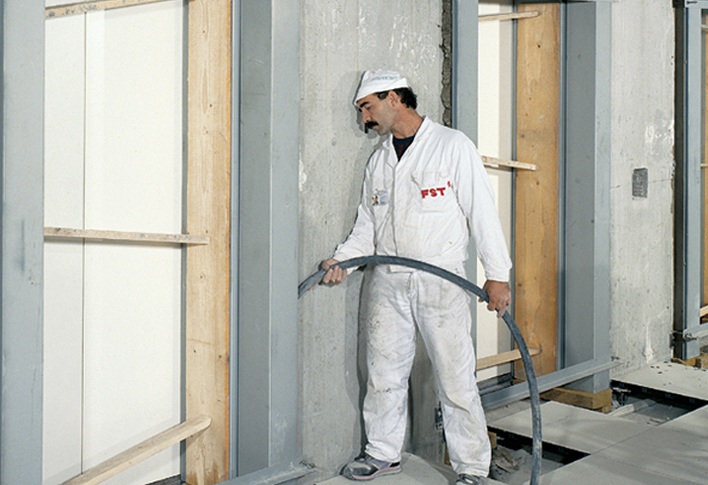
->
<box><xmin>322</xmin><ymin>70</ymin><xmax>512</xmax><ymax>485</ymax></box>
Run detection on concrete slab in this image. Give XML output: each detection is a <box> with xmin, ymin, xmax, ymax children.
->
<box><xmin>488</xmin><ymin>401</ymin><xmax>652</xmax><ymax>454</ymax></box>
<box><xmin>591</xmin><ymin>405</ymin><xmax>708</xmax><ymax>484</ymax></box>
<box><xmin>530</xmin><ymin>454</ymin><xmax>700</xmax><ymax>485</ymax></box>
<box><xmin>315</xmin><ymin>453</ymin><xmax>505</xmax><ymax>485</ymax></box>
<box><xmin>615</xmin><ymin>362</ymin><xmax>708</xmax><ymax>401</ymax></box>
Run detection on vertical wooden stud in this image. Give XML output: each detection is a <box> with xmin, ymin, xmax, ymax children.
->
<box><xmin>186</xmin><ymin>0</ymin><xmax>232</xmax><ymax>483</ymax></box>
<box><xmin>514</xmin><ymin>3</ymin><xmax>561</xmax><ymax>376</ymax></box>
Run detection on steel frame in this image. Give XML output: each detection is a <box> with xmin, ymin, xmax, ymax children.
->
<box><xmin>674</xmin><ymin>3</ymin><xmax>707</xmax><ymax>360</ymax></box>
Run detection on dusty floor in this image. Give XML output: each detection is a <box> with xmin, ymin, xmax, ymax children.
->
<box><xmin>319</xmin><ymin>360</ymin><xmax>708</xmax><ymax>485</ymax></box>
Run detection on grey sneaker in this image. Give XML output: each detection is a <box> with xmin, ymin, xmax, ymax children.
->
<box><xmin>456</xmin><ymin>474</ymin><xmax>486</xmax><ymax>485</ymax></box>
<box><xmin>341</xmin><ymin>453</ymin><xmax>402</xmax><ymax>481</ymax></box>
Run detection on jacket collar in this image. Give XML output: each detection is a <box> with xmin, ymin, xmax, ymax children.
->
<box><xmin>381</xmin><ymin>116</ymin><xmax>432</xmax><ymax>166</ymax></box>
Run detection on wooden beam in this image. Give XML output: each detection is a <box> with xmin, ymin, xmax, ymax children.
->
<box><xmin>479</xmin><ymin>11</ymin><xmax>540</xmax><ymax>23</ymax></box>
<box><xmin>541</xmin><ymin>388</ymin><xmax>612</xmax><ymax>413</ymax></box>
<box><xmin>185</xmin><ymin>1</ymin><xmax>232</xmax><ymax>484</ymax></box>
<box><xmin>673</xmin><ymin>354</ymin><xmax>708</xmax><ymax>369</ymax></box>
<box><xmin>477</xmin><ymin>348</ymin><xmax>541</xmax><ymax>371</ymax></box>
<box><xmin>45</xmin><ymin>0</ymin><xmax>174</xmax><ymax>19</ymax></box>
<box><xmin>482</xmin><ymin>155</ymin><xmax>537</xmax><ymax>172</ymax></box>
<box><xmin>44</xmin><ymin>227</ymin><xmax>209</xmax><ymax>245</ymax></box>
<box><xmin>63</xmin><ymin>416</ymin><xmax>211</xmax><ymax>485</ymax></box>
<box><xmin>514</xmin><ymin>3</ymin><xmax>561</xmax><ymax>377</ymax></box>
<box><xmin>700</xmin><ymin>305</ymin><xmax>708</xmax><ymax>318</ymax></box>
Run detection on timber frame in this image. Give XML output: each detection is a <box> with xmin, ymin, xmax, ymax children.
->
<box><xmin>185</xmin><ymin>0</ymin><xmax>232</xmax><ymax>483</ymax></box>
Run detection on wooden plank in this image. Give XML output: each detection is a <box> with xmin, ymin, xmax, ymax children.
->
<box><xmin>44</xmin><ymin>227</ymin><xmax>209</xmax><ymax>245</ymax></box>
<box><xmin>514</xmin><ymin>3</ymin><xmax>561</xmax><ymax>377</ymax></box>
<box><xmin>701</xmin><ymin>305</ymin><xmax>708</xmax><ymax>318</ymax></box>
<box><xmin>477</xmin><ymin>348</ymin><xmax>541</xmax><ymax>371</ymax></box>
<box><xmin>482</xmin><ymin>155</ymin><xmax>537</xmax><ymax>171</ymax></box>
<box><xmin>63</xmin><ymin>415</ymin><xmax>211</xmax><ymax>485</ymax></box>
<box><xmin>45</xmin><ymin>0</ymin><xmax>173</xmax><ymax>19</ymax></box>
<box><xmin>479</xmin><ymin>11</ymin><xmax>540</xmax><ymax>23</ymax></box>
<box><xmin>673</xmin><ymin>354</ymin><xmax>708</xmax><ymax>369</ymax></box>
<box><xmin>185</xmin><ymin>1</ymin><xmax>232</xmax><ymax>484</ymax></box>
<box><xmin>541</xmin><ymin>388</ymin><xmax>612</xmax><ymax>413</ymax></box>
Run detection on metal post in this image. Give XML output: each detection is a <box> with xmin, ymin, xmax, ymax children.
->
<box><xmin>674</xmin><ymin>5</ymin><xmax>704</xmax><ymax>359</ymax></box>
<box><xmin>562</xmin><ymin>1</ymin><xmax>612</xmax><ymax>392</ymax></box>
<box><xmin>235</xmin><ymin>0</ymin><xmax>300</xmax><ymax>478</ymax></box>
<box><xmin>0</xmin><ymin>1</ymin><xmax>45</xmax><ymax>483</ymax></box>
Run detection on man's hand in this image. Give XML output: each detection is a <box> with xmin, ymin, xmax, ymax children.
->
<box><xmin>480</xmin><ymin>280</ymin><xmax>512</xmax><ymax>317</ymax></box>
<box><xmin>321</xmin><ymin>258</ymin><xmax>348</xmax><ymax>285</ymax></box>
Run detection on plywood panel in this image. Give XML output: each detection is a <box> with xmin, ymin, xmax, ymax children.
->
<box><xmin>185</xmin><ymin>1</ymin><xmax>232</xmax><ymax>483</ymax></box>
<box><xmin>476</xmin><ymin>0</ymin><xmax>515</xmax><ymax>381</ymax></box>
<box><xmin>82</xmin><ymin>2</ymin><xmax>183</xmax><ymax>483</ymax></box>
<box><xmin>43</xmin><ymin>14</ymin><xmax>86</xmax><ymax>485</ymax></box>
<box><xmin>514</xmin><ymin>3</ymin><xmax>561</xmax><ymax>376</ymax></box>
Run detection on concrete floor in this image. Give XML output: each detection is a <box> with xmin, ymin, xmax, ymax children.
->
<box><xmin>318</xmin><ymin>362</ymin><xmax>708</xmax><ymax>485</ymax></box>
<box><xmin>316</xmin><ymin>453</ymin><xmax>505</xmax><ymax>485</ymax></box>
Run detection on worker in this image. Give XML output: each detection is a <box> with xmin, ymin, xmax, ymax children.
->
<box><xmin>321</xmin><ymin>69</ymin><xmax>512</xmax><ymax>485</ymax></box>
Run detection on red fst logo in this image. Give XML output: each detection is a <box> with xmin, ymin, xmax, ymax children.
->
<box><xmin>420</xmin><ymin>181</ymin><xmax>451</xmax><ymax>199</ymax></box>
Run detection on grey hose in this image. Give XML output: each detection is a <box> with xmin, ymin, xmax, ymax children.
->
<box><xmin>298</xmin><ymin>255</ymin><xmax>542</xmax><ymax>485</ymax></box>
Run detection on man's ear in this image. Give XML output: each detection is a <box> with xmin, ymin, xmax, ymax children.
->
<box><xmin>387</xmin><ymin>90</ymin><xmax>400</xmax><ymax>106</ymax></box>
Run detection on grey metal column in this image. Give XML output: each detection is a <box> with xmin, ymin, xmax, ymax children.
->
<box><xmin>231</xmin><ymin>0</ymin><xmax>301</xmax><ymax>481</ymax></box>
<box><xmin>0</xmin><ymin>1</ymin><xmax>45</xmax><ymax>483</ymax></box>
<box><xmin>452</xmin><ymin>0</ymin><xmax>480</xmax><ymax>337</ymax></box>
<box><xmin>562</xmin><ymin>1</ymin><xmax>612</xmax><ymax>392</ymax></box>
<box><xmin>229</xmin><ymin>0</ymin><xmax>241</xmax><ymax>478</ymax></box>
<box><xmin>452</xmin><ymin>0</ymin><xmax>478</xmax><ymax>138</ymax></box>
<box><xmin>674</xmin><ymin>2</ymin><xmax>707</xmax><ymax>359</ymax></box>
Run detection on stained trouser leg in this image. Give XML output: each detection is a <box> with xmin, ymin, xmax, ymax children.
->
<box><xmin>362</xmin><ymin>268</ymin><xmax>416</xmax><ymax>463</ymax></box>
<box><xmin>412</xmin><ymin>267</ymin><xmax>491</xmax><ymax>477</ymax></box>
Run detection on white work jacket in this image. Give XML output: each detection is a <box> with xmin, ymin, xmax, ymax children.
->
<box><xmin>333</xmin><ymin>117</ymin><xmax>512</xmax><ymax>282</ymax></box>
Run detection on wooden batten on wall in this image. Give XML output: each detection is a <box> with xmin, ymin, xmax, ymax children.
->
<box><xmin>185</xmin><ymin>1</ymin><xmax>232</xmax><ymax>484</ymax></box>
<box><xmin>514</xmin><ymin>3</ymin><xmax>561</xmax><ymax>377</ymax></box>
<box><xmin>45</xmin><ymin>0</ymin><xmax>174</xmax><ymax>18</ymax></box>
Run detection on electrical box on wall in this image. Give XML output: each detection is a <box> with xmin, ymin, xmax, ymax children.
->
<box><xmin>632</xmin><ymin>168</ymin><xmax>649</xmax><ymax>198</ymax></box>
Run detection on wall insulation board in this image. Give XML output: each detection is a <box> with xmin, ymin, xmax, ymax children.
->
<box><xmin>43</xmin><ymin>1</ymin><xmax>184</xmax><ymax>484</ymax></box>
<box><xmin>476</xmin><ymin>1</ymin><xmax>514</xmax><ymax>381</ymax></box>
<box><xmin>44</xmin><ymin>12</ymin><xmax>86</xmax><ymax>484</ymax></box>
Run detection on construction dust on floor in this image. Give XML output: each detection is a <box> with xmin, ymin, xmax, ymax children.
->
<box><xmin>319</xmin><ymin>362</ymin><xmax>708</xmax><ymax>485</ymax></box>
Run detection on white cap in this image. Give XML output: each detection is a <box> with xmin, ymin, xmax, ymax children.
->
<box><xmin>354</xmin><ymin>69</ymin><xmax>410</xmax><ymax>104</ymax></box>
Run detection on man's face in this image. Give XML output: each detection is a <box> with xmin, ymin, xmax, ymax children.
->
<box><xmin>356</xmin><ymin>92</ymin><xmax>395</xmax><ymax>135</ymax></box>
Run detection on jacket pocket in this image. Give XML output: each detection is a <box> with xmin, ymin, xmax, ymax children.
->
<box><xmin>411</xmin><ymin>171</ymin><xmax>454</xmax><ymax>213</ymax></box>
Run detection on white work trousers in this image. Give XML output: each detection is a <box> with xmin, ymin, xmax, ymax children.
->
<box><xmin>362</xmin><ymin>265</ymin><xmax>490</xmax><ymax>477</ymax></box>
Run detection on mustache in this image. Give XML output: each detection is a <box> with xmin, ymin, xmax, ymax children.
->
<box><xmin>364</xmin><ymin>121</ymin><xmax>379</xmax><ymax>133</ymax></box>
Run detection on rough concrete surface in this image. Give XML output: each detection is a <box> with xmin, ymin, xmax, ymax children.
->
<box><xmin>609</xmin><ymin>0</ymin><xmax>675</xmax><ymax>375</ymax></box>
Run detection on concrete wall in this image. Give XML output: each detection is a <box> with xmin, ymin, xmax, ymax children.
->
<box><xmin>609</xmin><ymin>0</ymin><xmax>676</xmax><ymax>374</ymax></box>
<box><xmin>298</xmin><ymin>0</ymin><xmax>444</xmax><ymax>478</ymax></box>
